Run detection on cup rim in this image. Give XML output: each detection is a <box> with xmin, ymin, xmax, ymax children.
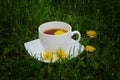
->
<box><xmin>38</xmin><ymin>21</ymin><xmax>72</xmax><ymax>36</ymax></box>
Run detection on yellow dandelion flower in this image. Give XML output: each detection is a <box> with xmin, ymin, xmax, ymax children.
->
<box><xmin>86</xmin><ymin>30</ymin><xmax>97</xmax><ymax>38</ymax></box>
<box><xmin>54</xmin><ymin>30</ymin><xmax>66</xmax><ymax>35</ymax></box>
<box><xmin>86</xmin><ymin>45</ymin><xmax>96</xmax><ymax>52</ymax></box>
<box><xmin>43</xmin><ymin>51</ymin><xmax>52</xmax><ymax>61</ymax></box>
<box><xmin>55</xmin><ymin>49</ymin><xmax>67</xmax><ymax>60</ymax></box>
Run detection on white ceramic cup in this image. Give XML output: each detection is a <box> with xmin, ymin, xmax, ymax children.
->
<box><xmin>38</xmin><ymin>21</ymin><xmax>81</xmax><ymax>52</ymax></box>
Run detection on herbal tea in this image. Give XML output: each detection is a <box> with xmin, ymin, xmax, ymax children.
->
<box><xmin>43</xmin><ymin>29</ymin><xmax>67</xmax><ymax>35</ymax></box>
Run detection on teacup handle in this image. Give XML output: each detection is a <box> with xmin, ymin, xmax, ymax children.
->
<box><xmin>71</xmin><ymin>31</ymin><xmax>81</xmax><ymax>42</ymax></box>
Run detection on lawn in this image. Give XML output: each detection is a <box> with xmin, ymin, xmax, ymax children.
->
<box><xmin>0</xmin><ymin>0</ymin><xmax>120</xmax><ymax>80</ymax></box>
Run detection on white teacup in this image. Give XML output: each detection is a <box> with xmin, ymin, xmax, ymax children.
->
<box><xmin>38</xmin><ymin>21</ymin><xmax>81</xmax><ymax>52</ymax></box>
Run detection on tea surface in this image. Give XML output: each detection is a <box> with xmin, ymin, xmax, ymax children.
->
<box><xmin>44</xmin><ymin>29</ymin><xmax>67</xmax><ymax>35</ymax></box>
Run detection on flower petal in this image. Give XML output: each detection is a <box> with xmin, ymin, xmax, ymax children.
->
<box><xmin>86</xmin><ymin>30</ymin><xmax>97</xmax><ymax>38</ymax></box>
<box><xmin>55</xmin><ymin>49</ymin><xmax>67</xmax><ymax>60</ymax></box>
<box><xmin>43</xmin><ymin>51</ymin><xmax>52</xmax><ymax>61</ymax></box>
<box><xmin>86</xmin><ymin>45</ymin><xmax>96</xmax><ymax>52</ymax></box>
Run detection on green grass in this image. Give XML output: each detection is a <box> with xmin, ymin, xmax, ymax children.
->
<box><xmin>0</xmin><ymin>0</ymin><xmax>120</xmax><ymax>80</ymax></box>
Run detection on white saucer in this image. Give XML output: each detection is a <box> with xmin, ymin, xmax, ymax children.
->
<box><xmin>24</xmin><ymin>39</ymin><xmax>84</xmax><ymax>63</ymax></box>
